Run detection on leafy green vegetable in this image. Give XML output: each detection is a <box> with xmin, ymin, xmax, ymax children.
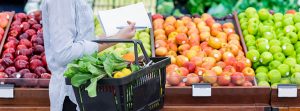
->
<box><xmin>64</xmin><ymin>52</ymin><xmax>142</xmax><ymax>97</ymax></box>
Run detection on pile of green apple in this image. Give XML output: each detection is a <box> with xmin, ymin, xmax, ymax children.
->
<box><xmin>100</xmin><ymin>28</ymin><xmax>152</xmax><ymax>57</ymax></box>
<box><xmin>239</xmin><ymin>7</ymin><xmax>300</xmax><ymax>87</ymax></box>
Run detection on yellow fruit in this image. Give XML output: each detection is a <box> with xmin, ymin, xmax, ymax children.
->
<box><xmin>114</xmin><ymin>71</ymin><xmax>124</xmax><ymax>78</ymax></box>
<box><xmin>122</xmin><ymin>68</ymin><xmax>132</xmax><ymax>76</ymax></box>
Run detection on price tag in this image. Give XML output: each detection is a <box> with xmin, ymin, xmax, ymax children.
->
<box><xmin>0</xmin><ymin>84</ymin><xmax>14</xmax><ymax>98</ymax></box>
<box><xmin>192</xmin><ymin>83</ymin><xmax>211</xmax><ymax>97</ymax></box>
<box><xmin>278</xmin><ymin>84</ymin><xmax>297</xmax><ymax>98</ymax></box>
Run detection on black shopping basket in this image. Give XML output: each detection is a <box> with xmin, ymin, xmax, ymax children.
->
<box><xmin>66</xmin><ymin>39</ymin><xmax>170</xmax><ymax>111</ymax></box>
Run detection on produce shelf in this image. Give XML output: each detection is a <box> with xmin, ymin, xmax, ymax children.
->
<box><xmin>271</xmin><ymin>88</ymin><xmax>300</xmax><ymax>107</ymax></box>
<box><xmin>162</xmin><ymin>105</ymin><xmax>271</xmax><ymax>111</ymax></box>
<box><xmin>0</xmin><ymin>88</ymin><xmax>49</xmax><ymax>111</ymax></box>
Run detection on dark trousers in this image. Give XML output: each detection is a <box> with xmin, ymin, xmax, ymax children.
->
<box><xmin>63</xmin><ymin>96</ymin><xmax>77</xmax><ymax>111</ymax></box>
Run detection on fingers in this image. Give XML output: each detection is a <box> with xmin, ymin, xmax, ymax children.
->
<box><xmin>127</xmin><ymin>21</ymin><xmax>136</xmax><ymax>30</ymax></box>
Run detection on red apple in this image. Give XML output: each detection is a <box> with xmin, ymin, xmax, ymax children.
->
<box><xmin>166</xmin><ymin>64</ymin><xmax>179</xmax><ymax>75</ymax></box>
<box><xmin>167</xmin><ymin>72</ymin><xmax>182</xmax><ymax>86</ymax></box>
<box><xmin>186</xmin><ymin>73</ymin><xmax>200</xmax><ymax>86</ymax></box>
<box><xmin>190</xmin><ymin>56</ymin><xmax>203</xmax><ymax>67</ymax></box>
<box><xmin>242</xmin><ymin>67</ymin><xmax>255</xmax><ymax>81</ymax></box>
<box><xmin>183</xmin><ymin>62</ymin><xmax>196</xmax><ymax>73</ymax></box>
<box><xmin>217</xmin><ymin>73</ymin><xmax>231</xmax><ymax>86</ymax></box>
<box><xmin>231</xmin><ymin>72</ymin><xmax>245</xmax><ymax>86</ymax></box>
<box><xmin>223</xmin><ymin>65</ymin><xmax>236</xmax><ymax>75</ymax></box>
<box><xmin>203</xmin><ymin>70</ymin><xmax>217</xmax><ymax>84</ymax></box>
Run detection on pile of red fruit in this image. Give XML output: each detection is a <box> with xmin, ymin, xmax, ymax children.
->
<box><xmin>0</xmin><ymin>12</ymin><xmax>10</xmax><ymax>44</ymax></box>
<box><xmin>0</xmin><ymin>12</ymin><xmax>51</xmax><ymax>79</ymax></box>
<box><xmin>152</xmin><ymin>14</ymin><xmax>255</xmax><ymax>87</ymax></box>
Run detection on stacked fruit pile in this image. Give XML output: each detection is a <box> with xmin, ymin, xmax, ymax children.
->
<box><xmin>0</xmin><ymin>12</ymin><xmax>10</xmax><ymax>43</ymax></box>
<box><xmin>100</xmin><ymin>28</ymin><xmax>152</xmax><ymax>61</ymax></box>
<box><xmin>152</xmin><ymin>14</ymin><xmax>255</xmax><ymax>86</ymax></box>
<box><xmin>239</xmin><ymin>7</ymin><xmax>300</xmax><ymax>87</ymax></box>
<box><xmin>0</xmin><ymin>12</ymin><xmax>51</xmax><ymax>79</ymax></box>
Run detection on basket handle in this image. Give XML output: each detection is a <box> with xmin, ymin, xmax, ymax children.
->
<box><xmin>92</xmin><ymin>39</ymin><xmax>151</xmax><ymax>66</ymax></box>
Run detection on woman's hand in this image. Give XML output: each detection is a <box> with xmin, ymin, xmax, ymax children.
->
<box><xmin>114</xmin><ymin>21</ymin><xmax>136</xmax><ymax>39</ymax></box>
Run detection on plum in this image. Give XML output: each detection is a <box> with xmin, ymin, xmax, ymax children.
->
<box><xmin>4</xmin><ymin>66</ymin><xmax>16</xmax><ymax>75</ymax></box>
<box><xmin>9</xmin><ymin>30</ymin><xmax>19</xmax><ymax>37</ymax></box>
<box><xmin>37</xmin><ymin>28</ymin><xmax>42</xmax><ymax>34</ymax></box>
<box><xmin>1</xmin><ymin>58</ymin><xmax>13</xmax><ymax>66</ymax></box>
<box><xmin>34</xmin><ymin>45</ymin><xmax>44</xmax><ymax>54</ymax></box>
<box><xmin>15</xmin><ymin>55</ymin><xmax>28</xmax><ymax>62</ymax></box>
<box><xmin>19</xmin><ymin>33</ymin><xmax>29</xmax><ymax>40</ymax></box>
<box><xmin>16</xmin><ymin>48</ymin><xmax>33</xmax><ymax>56</ymax></box>
<box><xmin>15</xmin><ymin>60</ymin><xmax>29</xmax><ymax>69</ymax></box>
<box><xmin>19</xmin><ymin>39</ymin><xmax>32</xmax><ymax>48</ymax></box>
<box><xmin>11</xmin><ymin>20</ymin><xmax>21</xmax><ymax>26</ymax></box>
<box><xmin>7</xmin><ymin>37</ymin><xmax>19</xmax><ymax>44</ymax></box>
<box><xmin>40</xmin><ymin>73</ymin><xmax>51</xmax><ymax>79</ymax></box>
<box><xmin>30</xmin><ymin>55</ymin><xmax>41</xmax><ymax>61</ymax></box>
<box><xmin>25</xmin><ymin>29</ymin><xmax>36</xmax><ymax>36</ymax></box>
<box><xmin>0</xmin><ymin>64</ymin><xmax>5</xmax><ymax>72</ymax></box>
<box><xmin>34</xmin><ymin>66</ymin><xmax>46</xmax><ymax>75</ymax></box>
<box><xmin>20</xmin><ymin>22</ymin><xmax>30</xmax><ymax>31</ymax></box>
<box><xmin>14</xmin><ymin>13</ymin><xmax>27</xmax><ymax>21</ymax></box>
<box><xmin>30</xmin><ymin>59</ymin><xmax>43</xmax><ymax>70</ymax></box>
<box><xmin>0</xmin><ymin>72</ymin><xmax>8</xmax><ymax>78</ymax></box>
<box><xmin>37</xmin><ymin>31</ymin><xmax>43</xmax><ymax>38</ymax></box>
<box><xmin>28</xmin><ymin>19</ymin><xmax>38</xmax><ymax>25</ymax></box>
<box><xmin>35</xmin><ymin>37</ymin><xmax>44</xmax><ymax>45</ymax></box>
<box><xmin>3</xmin><ymin>48</ymin><xmax>16</xmax><ymax>54</ymax></box>
<box><xmin>42</xmin><ymin>55</ymin><xmax>47</xmax><ymax>66</ymax></box>
<box><xmin>32</xmin><ymin>24</ymin><xmax>42</xmax><ymax>30</ymax></box>
<box><xmin>19</xmin><ymin>69</ymin><xmax>30</xmax><ymax>75</ymax></box>
<box><xmin>11</xmin><ymin>25</ymin><xmax>22</xmax><ymax>33</ymax></box>
<box><xmin>8</xmin><ymin>72</ymin><xmax>22</xmax><ymax>78</ymax></box>
<box><xmin>31</xmin><ymin>35</ymin><xmax>37</xmax><ymax>43</ymax></box>
<box><xmin>23</xmin><ymin>72</ymin><xmax>38</xmax><ymax>78</ymax></box>
<box><xmin>17</xmin><ymin>44</ymin><xmax>27</xmax><ymax>50</ymax></box>
<box><xmin>2</xmin><ymin>53</ymin><xmax>14</xmax><ymax>60</ymax></box>
<box><xmin>4</xmin><ymin>41</ymin><xmax>17</xmax><ymax>49</ymax></box>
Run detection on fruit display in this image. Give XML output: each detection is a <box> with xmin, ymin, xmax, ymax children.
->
<box><xmin>0</xmin><ymin>12</ymin><xmax>10</xmax><ymax>43</ymax></box>
<box><xmin>64</xmin><ymin>52</ymin><xmax>140</xmax><ymax>97</ymax></box>
<box><xmin>100</xmin><ymin>28</ymin><xmax>152</xmax><ymax>60</ymax></box>
<box><xmin>239</xmin><ymin>7</ymin><xmax>300</xmax><ymax>87</ymax></box>
<box><xmin>153</xmin><ymin>13</ymin><xmax>255</xmax><ymax>87</ymax></box>
<box><xmin>0</xmin><ymin>12</ymin><xmax>51</xmax><ymax>80</ymax></box>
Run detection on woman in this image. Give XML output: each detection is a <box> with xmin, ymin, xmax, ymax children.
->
<box><xmin>41</xmin><ymin>0</ymin><xmax>136</xmax><ymax>111</ymax></box>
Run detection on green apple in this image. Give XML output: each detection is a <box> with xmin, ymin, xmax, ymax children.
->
<box><xmin>273</xmin><ymin>52</ymin><xmax>286</xmax><ymax>62</ymax></box>
<box><xmin>256</xmin><ymin>38</ymin><xmax>268</xmax><ymax>44</ymax></box>
<box><xmin>252</xmin><ymin>61</ymin><xmax>261</xmax><ymax>69</ymax></box>
<box><xmin>257</xmin><ymin>42</ymin><xmax>270</xmax><ymax>53</ymax></box>
<box><xmin>243</xmin><ymin>30</ymin><xmax>249</xmax><ymax>36</ymax></box>
<box><xmin>248</xmin><ymin>46</ymin><xmax>257</xmax><ymax>51</ymax></box>
<box><xmin>248</xmin><ymin>18</ymin><xmax>260</xmax><ymax>24</ymax></box>
<box><xmin>293</xmin><ymin>13</ymin><xmax>300</xmax><ymax>23</ymax></box>
<box><xmin>294</xmin><ymin>42</ymin><xmax>300</xmax><ymax>50</ymax></box>
<box><xmin>246</xmin><ymin>50</ymin><xmax>260</xmax><ymax>62</ymax></box>
<box><xmin>274</xmin><ymin>22</ymin><xmax>283</xmax><ymax>29</ymax></box>
<box><xmin>260</xmin><ymin>52</ymin><xmax>273</xmax><ymax>64</ymax></box>
<box><xmin>284</xmin><ymin>25</ymin><xmax>296</xmax><ymax>33</ymax></box>
<box><xmin>277</xmin><ymin>64</ymin><xmax>290</xmax><ymax>77</ymax></box>
<box><xmin>280</xmin><ymin>78</ymin><xmax>291</xmax><ymax>84</ymax></box>
<box><xmin>259</xmin><ymin>25</ymin><xmax>273</xmax><ymax>33</ymax></box>
<box><xmin>279</xmin><ymin>37</ymin><xmax>291</xmax><ymax>44</ymax></box>
<box><xmin>274</xmin><ymin>13</ymin><xmax>283</xmax><ymax>22</ymax></box>
<box><xmin>296</xmin><ymin>54</ymin><xmax>300</xmax><ymax>64</ymax></box>
<box><xmin>258</xmin><ymin>8</ymin><xmax>270</xmax><ymax>21</ymax></box>
<box><xmin>288</xmin><ymin>51</ymin><xmax>297</xmax><ymax>58</ymax></box>
<box><xmin>298</xmin><ymin>32</ymin><xmax>300</xmax><ymax>40</ymax></box>
<box><xmin>241</xmin><ymin>22</ymin><xmax>248</xmax><ymax>30</ymax></box>
<box><xmin>240</xmin><ymin>18</ymin><xmax>248</xmax><ymax>23</ymax></box>
<box><xmin>263</xmin><ymin>31</ymin><xmax>274</xmax><ymax>40</ymax></box>
<box><xmin>246</xmin><ymin>40</ymin><xmax>256</xmax><ymax>47</ymax></box>
<box><xmin>284</xmin><ymin>14</ymin><xmax>294</xmax><ymax>19</ymax></box>
<box><xmin>258</xmin><ymin>81</ymin><xmax>270</xmax><ymax>87</ymax></box>
<box><xmin>283</xmin><ymin>17</ymin><xmax>294</xmax><ymax>26</ymax></box>
<box><xmin>287</xmin><ymin>32</ymin><xmax>298</xmax><ymax>44</ymax></box>
<box><xmin>268</xmin><ymin>60</ymin><xmax>282</xmax><ymax>70</ymax></box>
<box><xmin>282</xmin><ymin>43</ymin><xmax>295</xmax><ymax>56</ymax></box>
<box><xmin>263</xmin><ymin>20</ymin><xmax>274</xmax><ymax>26</ymax></box>
<box><xmin>245</xmin><ymin>7</ymin><xmax>257</xmax><ymax>18</ymax></box>
<box><xmin>269</xmin><ymin>45</ymin><xmax>282</xmax><ymax>54</ymax></box>
<box><xmin>268</xmin><ymin>69</ymin><xmax>282</xmax><ymax>84</ymax></box>
<box><xmin>291</xmin><ymin>72</ymin><xmax>300</xmax><ymax>85</ymax></box>
<box><xmin>276</xmin><ymin>32</ymin><xmax>285</xmax><ymax>39</ymax></box>
<box><xmin>256</xmin><ymin>66</ymin><xmax>269</xmax><ymax>73</ymax></box>
<box><xmin>296</xmin><ymin>48</ymin><xmax>300</xmax><ymax>54</ymax></box>
<box><xmin>238</xmin><ymin>12</ymin><xmax>246</xmax><ymax>19</ymax></box>
<box><xmin>291</xmin><ymin>64</ymin><xmax>300</xmax><ymax>73</ymax></box>
<box><xmin>248</xmin><ymin>23</ymin><xmax>258</xmax><ymax>35</ymax></box>
<box><xmin>244</xmin><ymin>35</ymin><xmax>256</xmax><ymax>43</ymax></box>
<box><xmin>283</xmin><ymin>57</ymin><xmax>297</xmax><ymax>67</ymax></box>
<box><xmin>269</xmin><ymin>39</ymin><xmax>281</xmax><ymax>46</ymax></box>
<box><xmin>256</xmin><ymin>72</ymin><xmax>269</xmax><ymax>82</ymax></box>
<box><xmin>271</xmin><ymin>83</ymin><xmax>279</xmax><ymax>88</ymax></box>
<box><xmin>294</xmin><ymin>23</ymin><xmax>300</xmax><ymax>31</ymax></box>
